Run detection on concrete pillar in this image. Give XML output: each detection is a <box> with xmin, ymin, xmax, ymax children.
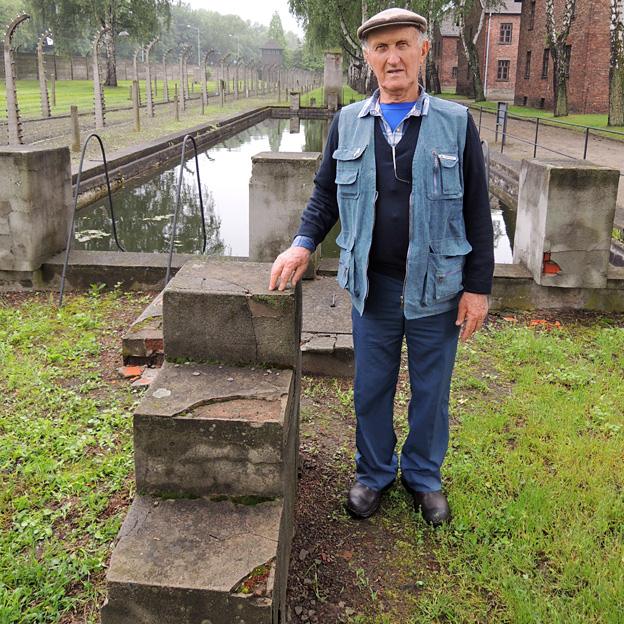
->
<box><xmin>323</xmin><ymin>50</ymin><xmax>342</xmax><ymax>108</ymax></box>
<box><xmin>249</xmin><ymin>152</ymin><xmax>322</xmax><ymax>279</ymax></box>
<box><xmin>513</xmin><ymin>159</ymin><xmax>619</xmax><ymax>289</ymax></box>
<box><xmin>289</xmin><ymin>91</ymin><xmax>300</xmax><ymax>112</ymax></box>
<box><xmin>0</xmin><ymin>146</ymin><xmax>71</xmax><ymax>274</ymax></box>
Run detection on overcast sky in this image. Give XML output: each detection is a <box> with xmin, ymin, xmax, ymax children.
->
<box><xmin>186</xmin><ymin>0</ymin><xmax>304</xmax><ymax>37</ymax></box>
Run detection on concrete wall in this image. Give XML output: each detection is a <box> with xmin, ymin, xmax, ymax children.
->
<box><xmin>249</xmin><ymin>151</ymin><xmax>321</xmax><ymax>267</ymax></box>
<box><xmin>513</xmin><ymin>159</ymin><xmax>619</xmax><ymax>289</ymax></box>
<box><xmin>0</xmin><ymin>146</ymin><xmax>71</xmax><ymax>273</ymax></box>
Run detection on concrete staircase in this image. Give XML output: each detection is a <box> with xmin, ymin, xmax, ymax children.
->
<box><xmin>101</xmin><ymin>259</ymin><xmax>301</xmax><ymax>624</ymax></box>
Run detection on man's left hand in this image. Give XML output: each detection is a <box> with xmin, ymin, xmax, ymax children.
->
<box><xmin>455</xmin><ymin>292</ymin><xmax>489</xmax><ymax>342</ymax></box>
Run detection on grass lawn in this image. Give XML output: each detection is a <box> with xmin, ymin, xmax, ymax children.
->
<box><xmin>0</xmin><ymin>291</ymin><xmax>622</xmax><ymax>623</ymax></box>
<box><xmin>300</xmin><ymin>85</ymin><xmax>366</xmax><ymax>108</ymax></box>
<box><xmin>464</xmin><ymin>101</ymin><xmax>624</xmax><ymax>136</ymax></box>
<box><xmin>0</xmin><ymin>79</ymin><xmax>259</xmax><ymax>120</ymax></box>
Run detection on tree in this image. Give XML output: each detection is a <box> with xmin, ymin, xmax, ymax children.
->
<box><xmin>609</xmin><ymin>0</ymin><xmax>624</xmax><ymax>126</ymax></box>
<box><xmin>268</xmin><ymin>11</ymin><xmax>287</xmax><ymax>47</ymax></box>
<box><xmin>26</xmin><ymin>0</ymin><xmax>172</xmax><ymax>86</ymax></box>
<box><xmin>545</xmin><ymin>0</ymin><xmax>576</xmax><ymax>117</ymax></box>
<box><xmin>289</xmin><ymin>0</ymin><xmax>452</xmax><ymax>94</ymax></box>
<box><xmin>454</xmin><ymin>0</ymin><xmax>503</xmax><ymax>102</ymax></box>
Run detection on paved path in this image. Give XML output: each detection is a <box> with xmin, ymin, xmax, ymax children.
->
<box><xmin>471</xmin><ymin>106</ymin><xmax>624</xmax><ymax>227</ymax></box>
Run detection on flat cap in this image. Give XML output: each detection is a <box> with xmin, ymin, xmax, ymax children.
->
<box><xmin>357</xmin><ymin>8</ymin><xmax>427</xmax><ymax>40</ymax></box>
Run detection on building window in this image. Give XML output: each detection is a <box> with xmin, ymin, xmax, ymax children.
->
<box><xmin>500</xmin><ymin>23</ymin><xmax>513</xmax><ymax>44</ymax></box>
<box><xmin>541</xmin><ymin>48</ymin><xmax>549</xmax><ymax>79</ymax></box>
<box><xmin>452</xmin><ymin>66</ymin><xmax>458</xmax><ymax>79</ymax></box>
<box><xmin>528</xmin><ymin>0</ymin><xmax>536</xmax><ymax>30</ymax></box>
<box><xmin>497</xmin><ymin>60</ymin><xmax>510</xmax><ymax>81</ymax></box>
<box><xmin>524</xmin><ymin>51</ymin><xmax>532</xmax><ymax>79</ymax></box>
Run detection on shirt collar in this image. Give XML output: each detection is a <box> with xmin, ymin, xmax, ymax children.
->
<box><xmin>358</xmin><ymin>87</ymin><xmax>430</xmax><ymax>119</ymax></box>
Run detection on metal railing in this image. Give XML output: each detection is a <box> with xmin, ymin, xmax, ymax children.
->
<box><xmin>474</xmin><ymin>105</ymin><xmax>624</xmax><ymax>174</ymax></box>
<box><xmin>165</xmin><ymin>134</ymin><xmax>209</xmax><ymax>284</ymax></box>
<box><xmin>59</xmin><ymin>132</ymin><xmax>125</xmax><ymax>306</ymax></box>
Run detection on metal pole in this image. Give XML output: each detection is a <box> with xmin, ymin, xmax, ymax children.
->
<box><xmin>174</xmin><ymin>83</ymin><xmax>179</xmax><ymax>121</ymax></box>
<box><xmin>583</xmin><ymin>127</ymin><xmax>590</xmax><ymax>160</ymax></box>
<box><xmin>478</xmin><ymin>107</ymin><xmax>483</xmax><ymax>133</ymax></box>
<box><xmin>501</xmin><ymin>110</ymin><xmax>507</xmax><ymax>154</ymax></box>
<box><xmin>533</xmin><ymin>117</ymin><xmax>540</xmax><ymax>158</ymax></box>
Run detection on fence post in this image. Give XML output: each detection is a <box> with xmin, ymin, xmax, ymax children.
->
<box><xmin>174</xmin><ymin>83</ymin><xmax>180</xmax><ymax>121</ymax></box>
<box><xmin>583</xmin><ymin>127</ymin><xmax>590</xmax><ymax>160</ymax></box>
<box><xmin>533</xmin><ymin>117</ymin><xmax>540</xmax><ymax>158</ymax></box>
<box><xmin>132</xmin><ymin>80</ymin><xmax>140</xmax><ymax>132</ymax></box>
<box><xmin>70</xmin><ymin>105</ymin><xmax>80</xmax><ymax>152</ymax></box>
<box><xmin>478</xmin><ymin>106</ymin><xmax>483</xmax><ymax>133</ymax></box>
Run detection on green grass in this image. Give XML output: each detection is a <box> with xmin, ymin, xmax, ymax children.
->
<box><xmin>0</xmin><ymin>79</ymin><xmax>259</xmax><ymax>119</ymax></box>
<box><xmin>2</xmin><ymin>291</ymin><xmax>623</xmax><ymax>623</ymax></box>
<box><xmin>300</xmin><ymin>85</ymin><xmax>366</xmax><ymax>108</ymax></box>
<box><xmin>0</xmin><ymin>289</ymin><xmax>148</xmax><ymax>623</ymax></box>
<box><xmin>378</xmin><ymin>318</ymin><xmax>624</xmax><ymax>623</ymax></box>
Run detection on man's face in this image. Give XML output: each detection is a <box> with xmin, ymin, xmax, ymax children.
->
<box><xmin>363</xmin><ymin>25</ymin><xmax>430</xmax><ymax>100</ymax></box>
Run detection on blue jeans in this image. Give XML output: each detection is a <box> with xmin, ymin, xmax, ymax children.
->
<box><xmin>351</xmin><ymin>271</ymin><xmax>460</xmax><ymax>493</ymax></box>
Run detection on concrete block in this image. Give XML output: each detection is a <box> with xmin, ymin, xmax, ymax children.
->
<box><xmin>101</xmin><ymin>495</ymin><xmax>289</xmax><ymax>624</ymax></box>
<box><xmin>513</xmin><ymin>159</ymin><xmax>619</xmax><ymax>289</ymax></box>
<box><xmin>162</xmin><ymin>259</ymin><xmax>302</xmax><ymax>368</ymax></box>
<box><xmin>323</xmin><ymin>52</ymin><xmax>343</xmax><ymax>108</ymax></box>
<box><xmin>0</xmin><ymin>146</ymin><xmax>72</xmax><ymax>272</ymax></box>
<box><xmin>248</xmin><ymin>151</ymin><xmax>322</xmax><ymax>279</ymax></box>
<box><xmin>134</xmin><ymin>361</ymin><xmax>296</xmax><ymax>498</ymax></box>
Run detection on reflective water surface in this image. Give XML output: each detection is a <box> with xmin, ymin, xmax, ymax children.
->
<box><xmin>75</xmin><ymin>117</ymin><xmax>514</xmax><ymax>262</ymax></box>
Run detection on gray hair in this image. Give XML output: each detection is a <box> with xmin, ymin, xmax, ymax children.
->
<box><xmin>360</xmin><ymin>26</ymin><xmax>427</xmax><ymax>51</ymax></box>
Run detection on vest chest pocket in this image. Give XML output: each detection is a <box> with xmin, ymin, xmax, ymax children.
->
<box><xmin>333</xmin><ymin>146</ymin><xmax>367</xmax><ymax>199</ymax></box>
<box><xmin>428</xmin><ymin>150</ymin><xmax>463</xmax><ymax>199</ymax></box>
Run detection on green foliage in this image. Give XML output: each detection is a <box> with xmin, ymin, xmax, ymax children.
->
<box><xmin>268</xmin><ymin>11</ymin><xmax>287</xmax><ymax>48</ymax></box>
<box><xmin>0</xmin><ymin>291</ymin><xmax>148</xmax><ymax>622</ymax></box>
<box><xmin>24</xmin><ymin>0</ymin><xmax>172</xmax><ymax>56</ymax></box>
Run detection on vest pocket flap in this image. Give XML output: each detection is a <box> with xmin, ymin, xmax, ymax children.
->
<box><xmin>430</xmin><ymin>237</ymin><xmax>472</xmax><ymax>256</ymax></box>
<box><xmin>332</xmin><ymin>146</ymin><xmax>367</xmax><ymax>161</ymax></box>
<box><xmin>335</xmin><ymin>169</ymin><xmax>358</xmax><ymax>185</ymax></box>
<box><xmin>438</xmin><ymin>153</ymin><xmax>459</xmax><ymax>167</ymax></box>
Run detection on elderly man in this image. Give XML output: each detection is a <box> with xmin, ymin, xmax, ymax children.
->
<box><xmin>269</xmin><ymin>8</ymin><xmax>494</xmax><ymax>526</ymax></box>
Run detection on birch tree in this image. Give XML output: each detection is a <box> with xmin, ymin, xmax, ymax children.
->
<box><xmin>453</xmin><ymin>0</ymin><xmax>503</xmax><ymax>102</ymax></box>
<box><xmin>545</xmin><ymin>0</ymin><xmax>576</xmax><ymax>117</ymax></box>
<box><xmin>609</xmin><ymin>0</ymin><xmax>624</xmax><ymax>126</ymax></box>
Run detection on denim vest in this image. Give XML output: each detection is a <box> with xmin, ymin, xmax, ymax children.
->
<box><xmin>333</xmin><ymin>95</ymin><xmax>471</xmax><ymax>319</ymax></box>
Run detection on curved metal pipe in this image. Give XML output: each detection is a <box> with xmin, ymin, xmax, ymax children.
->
<box><xmin>59</xmin><ymin>133</ymin><xmax>125</xmax><ymax>306</ymax></box>
<box><xmin>165</xmin><ymin>134</ymin><xmax>208</xmax><ymax>283</ymax></box>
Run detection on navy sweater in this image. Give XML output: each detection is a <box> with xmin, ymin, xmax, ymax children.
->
<box><xmin>296</xmin><ymin>111</ymin><xmax>495</xmax><ymax>295</ymax></box>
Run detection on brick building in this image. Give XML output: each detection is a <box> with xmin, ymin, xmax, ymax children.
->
<box><xmin>431</xmin><ymin>16</ymin><xmax>459</xmax><ymax>91</ymax></box>
<box><xmin>514</xmin><ymin>0</ymin><xmax>610</xmax><ymax>113</ymax></box>
<box><xmin>456</xmin><ymin>0</ymin><xmax>522</xmax><ymax>101</ymax></box>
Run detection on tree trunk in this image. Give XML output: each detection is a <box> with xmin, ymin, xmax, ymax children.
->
<box><xmin>551</xmin><ymin>46</ymin><xmax>568</xmax><ymax>116</ymax></box>
<box><xmin>104</xmin><ymin>10</ymin><xmax>117</xmax><ymax>87</ymax></box>
<box><xmin>609</xmin><ymin>64</ymin><xmax>624</xmax><ymax>125</ymax></box>
<box><xmin>467</xmin><ymin>41</ymin><xmax>485</xmax><ymax>101</ymax></box>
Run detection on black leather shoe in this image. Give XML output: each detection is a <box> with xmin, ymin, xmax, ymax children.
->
<box><xmin>400</xmin><ymin>475</ymin><xmax>451</xmax><ymax>527</ymax></box>
<box><xmin>345</xmin><ymin>480</ymin><xmax>393</xmax><ymax>519</ymax></box>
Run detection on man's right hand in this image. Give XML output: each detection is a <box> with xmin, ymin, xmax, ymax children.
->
<box><xmin>269</xmin><ymin>246</ymin><xmax>311</xmax><ymax>291</ymax></box>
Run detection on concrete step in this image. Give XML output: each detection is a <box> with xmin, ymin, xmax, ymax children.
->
<box><xmin>134</xmin><ymin>361</ymin><xmax>298</xmax><ymax>500</ymax></box>
<box><xmin>101</xmin><ymin>495</ymin><xmax>290</xmax><ymax>624</ymax></box>
<box><xmin>123</xmin><ymin>275</ymin><xmax>355</xmax><ymax>376</ymax></box>
<box><xmin>163</xmin><ymin>259</ymin><xmax>301</xmax><ymax>368</ymax></box>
